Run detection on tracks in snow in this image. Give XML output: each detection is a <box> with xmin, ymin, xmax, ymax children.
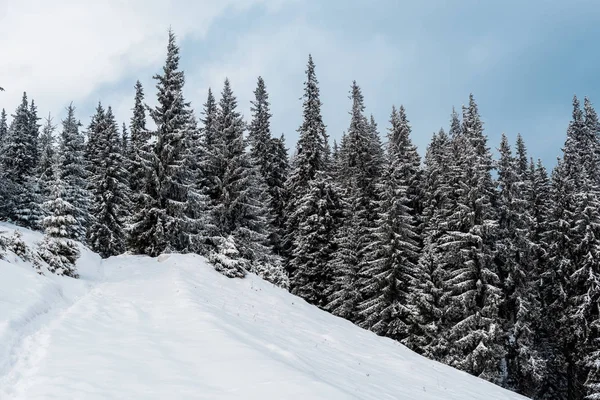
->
<box><xmin>0</xmin><ymin>273</ymin><xmax>102</xmax><ymax>398</ymax></box>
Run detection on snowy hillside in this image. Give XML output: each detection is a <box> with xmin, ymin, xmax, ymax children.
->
<box><xmin>0</xmin><ymin>224</ymin><xmax>528</xmax><ymax>400</ymax></box>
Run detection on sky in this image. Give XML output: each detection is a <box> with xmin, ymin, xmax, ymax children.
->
<box><xmin>1</xmin><ymin>0</ymin><xmax>600</xmax><ymax>168</ymax></box>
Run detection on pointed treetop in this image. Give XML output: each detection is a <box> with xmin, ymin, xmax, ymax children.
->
<box><xmin>449</xmin><ymin>107</ymin><xmax>461</xmax><ymax>137</ymax></box>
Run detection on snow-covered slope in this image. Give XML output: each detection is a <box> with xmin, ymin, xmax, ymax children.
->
<box><xmin>0</xmin><ymin>224</ymin><xmax>528</xmax><ymax>400</ymax></box>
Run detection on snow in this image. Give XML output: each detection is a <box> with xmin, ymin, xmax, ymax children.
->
<box><xmin>0</xmin><ymin>223</ymin><xmax>528</xmax><ymax>399</ymax></box>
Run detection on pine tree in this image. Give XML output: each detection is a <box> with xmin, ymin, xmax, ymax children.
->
<box><xmin>411</xmin><ymin>128</ymin><xmax>452</xmax><ymax>359</ymax></box>
<box><xmin>284</xmin><ymin>55</ymin><xmax>329</xmax><ymax>275</ymax></box>
<box><xmin>358</xmin><ymin>105</ymin><xmax>420</xmax><ymax>342</ymax></box>
<box><xmin>58</xmin><ymin>104</ymin><xmax>89</xmax><ymax>241</ymax></box>
<box><xmin>128</xmin><ymin>80</ymin><xmax>151</xmax><ymax>198</ymax></box>
<box><xmin>247</xmin><ymin>76</ymin><xmax>289</xmax><ymax>254</ymax></box>
<box><xmin>268</xmin><ymin>135</ymin><xmax>290</xmax><ymax>255</ymax></box>
<box><xmin>289</xmin><ymin>170</ymin><xmax>343</xmax><ymax>306</ymax></box>
<box><xmin>198</xmin><ymin>88</ymin><xmax>222</xmax><ymax>205</ymax></box>
<box><xmin>87</xmin><ymin>106</ymin><xmax>129</xmax><ymax>258</ymax></box>
<box><xmin>0</xmin><ymin>108</ymin><xmax>7</xmax><ymax>144</ymax></box>
<box><xmin>121</xmin><ymin>122</ymin><xmax>129</xmax><ymax>156</ymax></box>
<box><xmin>211</xmin><ymin>79</ymin><xmax>283</xmax><ymax>283</ymax></box>
<box><xmin>330</xmin><ymin>82</ymin><xmax>382</xmax><ymax>325</ymax></box>
<box><xmin>326</xmin><ymin>199</ymin><xmax>362</xmax><ymax>321</ymax></box>
<box><xmin>438</xmin><ymin>100</ymin><xmax>504</xmax><ymax>382</ymax></box>
<box><xmin>38</xmin><ymin>169</ymin><xmax>80</xmax><ymax>278</ymax></box>
<box><xmin>38</xmin><ymin>114</ymin><xmax>57</xmax><ymax>202</ymax></box>
<box><xmin>495</xmin><ymin>134</ymin><xmax>544</xmax><ymax>395</ymax></box>
<box><xmin>130</xmin><ymin>29</ymin><xmax>196</xmax><ymax>255</ymax></box>
<box><xmin>4</xmin><ymin>93</ymin><xmax>44</xmax><ymax>228</ymax></box>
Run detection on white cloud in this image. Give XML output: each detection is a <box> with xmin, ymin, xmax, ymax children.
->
<box><xmin>0</xmin><ymin>0</ymin><xmax>291</xmax><ymax>120</ymax></box>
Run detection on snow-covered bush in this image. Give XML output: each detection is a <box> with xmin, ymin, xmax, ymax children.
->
<box><xmin>209</xmin><ymin>235</ymin><xmax>246</xmax><ymax>279</ymax></box>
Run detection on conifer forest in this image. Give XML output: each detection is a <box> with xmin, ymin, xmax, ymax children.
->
<box><xmin>1</xmin><ymin>30</ymin><xmax>599</xmax><ymax>400</ymax></box>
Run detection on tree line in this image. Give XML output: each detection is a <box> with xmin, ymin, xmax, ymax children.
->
<box><xmin>0</xmin><ymin>30</ymin><xmax>598</xmax><ymax>400</ymax></box>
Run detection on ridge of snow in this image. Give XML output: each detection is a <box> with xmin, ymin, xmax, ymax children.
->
<box><xmin>0</xmin><ymin>223</ymin><xmax>528</xmax><ymax>399</ymax></box>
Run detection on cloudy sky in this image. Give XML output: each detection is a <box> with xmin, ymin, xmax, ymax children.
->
<box><xmin>1</xmin><ymin>0</ymin><xmax>599</xmax><ymax>167</ymax></box>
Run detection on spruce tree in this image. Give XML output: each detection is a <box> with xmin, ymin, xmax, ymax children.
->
<box><xmin>38</xmin><ymin>169</ymin><xmax>80</xmax><ymax>278</ymax></box>
<box><xmin>284</xmin><ymin>55</ymin><xmax>329</xmax><ymax>275</ymax></box>
<box><xmin>411</xmin><ymin>128</ymin><xmax>452</xmax><ymax>360</ymax></box>
<box><xmin>0</xmin><ymin>108</ymin><xmax>7</xmax><ymax>144</ymax></box>
<box><xmin>128</xmin><ymin>80</ymin><xmax>151</xmax><ymax>198</ymax></box>
<box><xmin>130</xmin><ymin>29</ymin><xmax>196</xmax><ymax>255</ymax></box>
<box><xmin>358</xmin><ymin>105</ymin><xmax>420</xmax><ymax>342</ymax></box>
<box><xmin>87</xmin><ymin>106</ymin><xmax>129</xmax><ymax>258</ymax></box>
<box><xmin>439</xmin><ymin>100</ymin><xmax>504</xmax><ymax>382</ymax></box>
<box><xmin>58</xmin><ymin>104</ymin><xmax>89</xmax><ymax>241</ymax></box>
<box><xmin>211</xmin><ymin>79</ymin><xmax>284</xmax><ymax>283</ymax></box>
<box><xmin>3</xmin><ymin>93</ymin><xmax>44</xmax><ymax>229</ymax></box>
<box><xmin>247</xmin><ymin>76</ymin><xmax>289</xmax><ymax>254</ymax></box>
<box><xmin>289</xmin><ymin>170</ymin><xmax>342</xmax><ymax>306</ymax></box>
<box><xmin>329</xmin><ymin>82</ymin><xmax>382</xmax><ymax>325</ymax></box>
<box><xmin>38</xmin><ymin>114</ymin><xmax>57</xmax><ymax>203</ymax></box>
<box><xmin>268</xmin><ymin>135</ymin><xmax>290</xmax><ymax>255</ymax></box>
<box><xmin>198</xmin><ymin>88</ymin><xmax>222</xmax><ymax>205</ymax></box>
<box><xmin>496</xmin><ymin>134</ymin><xmax>544</xmax><ymax>395</ymax></box>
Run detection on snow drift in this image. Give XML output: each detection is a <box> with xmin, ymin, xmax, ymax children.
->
<box><xmin>0</xmin><ymin>223</ymin><xmax>528</xmax><ymax>399</ymax></box>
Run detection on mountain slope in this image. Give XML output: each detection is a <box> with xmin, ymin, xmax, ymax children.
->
<box><xmin>0</xmin><ymin>224</ymin><xmax>528</xmax><ymax>399</ymax></box>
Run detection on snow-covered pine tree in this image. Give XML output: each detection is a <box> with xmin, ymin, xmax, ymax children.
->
<box><xmin>58</xmin><ymin>104</ymin><xmax>90</xmax><ymax>241</ymax></box>
<box><xmin>85</xmin><ymin>103</ymin><xmax>105</xmax><ymax>186</ymax></box>
<box><xmin>38</xmin><ymin>114</ymin><xmax>57</xmax><ymax>204</ymax></box>
<box><xmin>87</xmin><ymin>106</ymin><xmax>129</xmax><ymax>258</ymax></box>
<box><xmin>128</xmin><ymin>80</ymin><xmax>151</xmax><ymax>199</ymax></box>
<box><xmin>367</xmin><ymin>114</ymin><xmax>386</xmax><ymax>172</ymax></box>
<box><xmin>268</xmin><ymin>134</ymin><xmax>290</xmax><ymax>255</ymax></box>
<box><xmin>330</xmin><ymin>82</ymin><xmax>383</xmax><ymax>325</ymax></box>
<box><xmin>198</xmin><ymin>88</ymin><xmax>222</xmax><ymax>205</ymax></box>
<box><xmin>326</xmin><ymin>196</ymin><xmax>362</xmax><ymax>322</ymax></box>
<box><xmin>410</xmin><ymin>128</ymin><xmax>452</xmax><ymax>360</ymax></box>
<box><xmin>38</xmin><ymin>169</ymin><xmax>80</xmax><ymax>278</ymax></box>
<box><xmin>182</xmin><ymin>108</ymin><xmax>214</xmax><ymax>256</ymax></box>
<box><xmin>247</xmin><ymin>77</ymin><xmax>290</xmax><ymax>255</ymax></box>
<box><xmin>289</xmin><ymin>170</ymin><xmax>343</xmax><ymax>306</ymax></box>
<box><xmin>495</xmin><ymin>134</ymin><xmax>544</xmax><ymax>395</ymax></box>
<box><xmin>0</xmin><ymin>108</ymin><xmax>7</xmax><ymax>144</ymax></box>
<box><xmin>440</xmin><ymin>100</ymin><xmax>504</xmax><ymax>383</ymax></box>
<box><xmin>121</xmin><ymin>122</ymin><xmax>129</xmax><ymax>156</ymax></box>
<box><xmin>121</xmin><ymin>122</ymin><xmax>131</xmax><ymax>191</ymax></box>
<box><xmin>3</xmin><ymin>92</ymin><xmax>43</xmax><ymax>227</ymax></box>
<box><xmin>540</xmin><ymin>96</ymin><xmax>600</xmax><ymax>400</ymax></box>
<box><xmin>358</xmin><ymin>105</ymin><xmax>421</xmax><ymax>343</ymax></box>
<box><xmin>211</xmin><ymin>79</ymin><xmax>283</xmax><ymax>283</ymax></box>
<box><xmin>284</xmin><ymin>55</ymin><xmax>329</xmax><ymax>275</ymax></box>
<box><xmin>130</xmin><ymin>29</ymin><xmax>197</xmax><ymax>255</ymax></box>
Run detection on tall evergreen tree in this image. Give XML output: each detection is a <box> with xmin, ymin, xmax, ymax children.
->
<box><xmin>284</xmin><ymin>55</ymin><xmax>329</xmax><ymax>275</ymax></box>
<box><xmin>495</xmin><ymin>134</ymin><xmax>544</xmax><ymax>395</ymax></box>
<box><xmin>358</xmin><ymin>105</ymin><xmax>421</xmax><ymax>342</ymax></box>
<box><xmin>247</xmin><ymin>77</ymin><xmax>290</xmax><ymax>254</ymax></box>
<box><xmin>4</xmin><ymin>93</ymin><xmax>43</xmax><ymax>228</ymax></box>
<box><xmin>38</xmin><ymin>114</ymin><xmax>57</xmax><ymax>202</ymax></box>
<box><xmin>128</xmin><ymin>80</ymin><xmax>151</xmax><ymax>198</ymax></box>
<box><xmin>289</xmin><ymin>170</ymin><xmax>343</xmax><ymax>305</ymax></box>
<box><xmin>411</xmin><ymin>128</ymin><xmax>452</xmax><ymax>360</ymax></box>
<box><xmin>58</xmin><ymin>104</ymin><xmax>89</xmax><ymax>241</ymax></box>
<box><xmin>328</xmin><ymin>82</ymin><xmax>382</xmax><ymax>324</ymax></box>
<box><xmin>87</xmin><ymin>106</ymin><xmax>129</xmax><ymax>258</ymax></box>
<box><xmin>211</xmin><ymin>79</ymin><xmax>285</xmax><ymax>284</ymax></box>
<box><xmin>440</xmin><ymin>100</ymin><xmax>504</xmax><ymax>382</ymax></box>
<box><xmin>0</xmin><ymin>108</ymin><xmax>7</xmax><ymax>144</ymax></box>
<box><xmin>130</xmin><ymin>29</ymin><xmax>196</xmax><ymax>255</ymax></box>
<box><xmin>38</xmin><ymin>169</ymin><xmax>80</xmax><ymax>278</ymax></box>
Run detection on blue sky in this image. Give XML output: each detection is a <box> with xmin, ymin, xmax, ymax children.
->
<box><xmin>1</xmin><ymin>0</ymin><xmax>599</xmax><ymax>168</ymax></box>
